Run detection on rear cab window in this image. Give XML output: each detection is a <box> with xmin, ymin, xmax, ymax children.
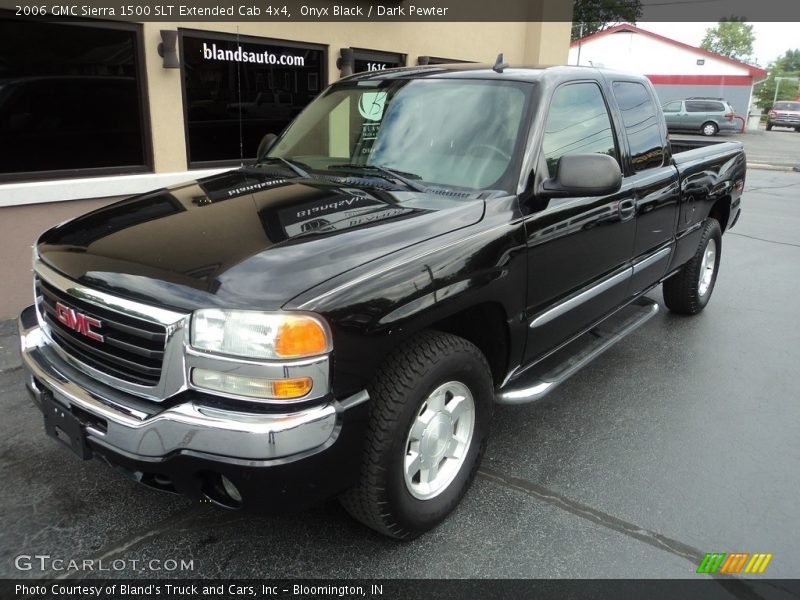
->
<box><xmin>612</xmin><ymin>81</ymin><xmax>665</xmax><ymax>172</ymax></box>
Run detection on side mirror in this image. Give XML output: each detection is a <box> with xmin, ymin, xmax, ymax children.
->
<box><xmin>540</xmin><ymin>153</ymin><xmax>622</xmax><ymax>199</ymax></box>
<box><xmin>257</xmin><ymin>133</ymin><xmax>278</xmax><ymax>159</ymax></box>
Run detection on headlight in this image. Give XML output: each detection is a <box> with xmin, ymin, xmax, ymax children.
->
<box><xmin>191</xmin><ymin>309</ymin><xmax>332</xmax><ymax>360</ymax></box>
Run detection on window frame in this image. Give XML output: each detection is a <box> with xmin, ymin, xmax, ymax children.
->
<box><xmin>178</xmin><ymin>28</ymin><xmax>328</xmax><ymax>170</ymax></box>
<box><xmin>0</xmin><ymin>16</ymin><xmax>153</xmax><ymax>183</ymax></box>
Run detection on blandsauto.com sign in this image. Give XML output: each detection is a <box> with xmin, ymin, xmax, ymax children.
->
<box><xmin>201</xmin><ymin>42</ymin><xmax>306</xmax><ymax>66</ymax></box>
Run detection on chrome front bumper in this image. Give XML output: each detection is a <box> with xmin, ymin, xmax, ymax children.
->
<box><xmin>19</xmin><ymin>305</ymin><xmax>367</xmax><ymax>462</ymax></box>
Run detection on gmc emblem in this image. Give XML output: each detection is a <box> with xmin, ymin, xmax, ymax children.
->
<box><xmin>55</xmin><ymin>302</ymin><xmax>104</xmax><ymax>342</ymax></box>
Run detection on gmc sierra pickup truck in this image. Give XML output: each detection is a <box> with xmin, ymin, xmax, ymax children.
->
<box><xmin>18</xmin><ymin>64</ymin><xmax>745</xmax><ymax>539</ymax></box>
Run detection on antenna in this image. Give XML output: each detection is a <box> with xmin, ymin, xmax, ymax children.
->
<box><xmin>493</xmin><ymin>53</ymin><xmax>508</xmax><ymax>73</ymax></box>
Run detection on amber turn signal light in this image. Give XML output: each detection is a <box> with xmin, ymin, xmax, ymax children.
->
<box><xmin>271</xmin><ymin>377</ymin><xmax>313</xmax><ymax>398</ymax></box>
<box><xmin>274</xmin><ymin>316</ymin><xmax>330</xmax><ymax>358</ymax></box>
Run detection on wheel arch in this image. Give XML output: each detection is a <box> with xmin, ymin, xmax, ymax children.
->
<box><xmin>709</xmin><ymin>195</ymin><xmax>732</xmax><ymax>232</ymax></box>
<box><xmin>425</xmin><ymin>302</ymin><xmax>510</xmax><ymax>387</ymax></box>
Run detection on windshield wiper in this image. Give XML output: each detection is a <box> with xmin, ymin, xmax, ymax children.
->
<box><xmin>329</xmin><ymin>163</ymin><xmax>429</xmax><ymax>193</ymax></box>
<box><xmin>256</xmin><ymin>156</ymin><xmax>312</xmax><ymax>179</ymax></box>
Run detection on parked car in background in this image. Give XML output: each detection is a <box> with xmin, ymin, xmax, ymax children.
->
<box><xmin>766</xmin><ymin>101</ymin><xmax>800</xmax><ymax>131</ymax></box>
<box><xmin>662</xmin><ymin>98</ymin><xmax>739</xmax><ymax>136</ymax></box>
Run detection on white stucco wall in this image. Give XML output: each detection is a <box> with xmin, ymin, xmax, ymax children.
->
<box><xmin>568</xmin><ymin>30</ymin><xmax>751</xmax><ymax>76</ymax></box>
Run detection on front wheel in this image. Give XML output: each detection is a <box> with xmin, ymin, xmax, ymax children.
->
<box><xmin>339</xmin><ymin>331</ymin><xmax>493</xmax><ymax>539</ymax></box>
<box><xmin>663</xmin><ymin>218</ymin><xmax>722</xmax><ymax>314</ymax></box>
<box><xmin>766</xmin><ymin>122</ymin><xmax>773</xmax><ymax>131</ymax></box>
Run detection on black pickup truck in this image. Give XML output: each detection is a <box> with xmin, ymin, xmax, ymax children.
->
<box><xmin>18</xmin><ymin>64</ymin><xmax>745</xmax><ymax>539</ymax></box>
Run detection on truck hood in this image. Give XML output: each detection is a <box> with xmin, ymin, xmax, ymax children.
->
<box><xmin>36</xmin><ymin>169</ymin><xmax>485</xmax><ymax>311</ymax></box>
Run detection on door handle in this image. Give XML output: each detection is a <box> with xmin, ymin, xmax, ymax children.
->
<box><xmin>618</xmin><ymin>199</ymin><xmax>635</xmax><ymax>221</ymax></box>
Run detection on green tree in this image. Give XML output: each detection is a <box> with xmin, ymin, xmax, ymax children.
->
<box><xmin>774</xmin><ymin>49</ymin><xmax>800</xmax><ymax>72</ymax></box>
<box><xmin>755</xmin><ymin>50</ymin><xmax>800</xmax><ymax>111</ymax></box>
<box><xmin>571</xmin><ymin>0</ymin><xmax>642</xmax><ymax>41</ymax></box>
<box><xmin>700</xmin><ymin>18</ymin><xmax>755</xmax><ymax>62</ymax></box>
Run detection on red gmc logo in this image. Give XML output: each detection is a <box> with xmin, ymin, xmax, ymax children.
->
<box><xmin>55</xmin><ymin>302</ymin><xmax>104</xmax><ymax>342</ymax></box>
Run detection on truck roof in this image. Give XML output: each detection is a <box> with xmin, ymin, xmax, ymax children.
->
<box><xmin>339</xmin><ymin>64</ymin><xmax>644</xmax><ymax>84</ymax></box>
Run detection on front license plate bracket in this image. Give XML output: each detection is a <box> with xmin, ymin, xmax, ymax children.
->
<box><xmin>42</xmin><ymin>392</ymin><xmax>92</xmax><ymax>460</ymax></box>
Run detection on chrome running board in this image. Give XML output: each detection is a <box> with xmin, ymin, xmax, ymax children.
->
<box><xmin>497</xmin><ymin>297</ymin><xmax>659</xmax><ymax>405</ymax></box>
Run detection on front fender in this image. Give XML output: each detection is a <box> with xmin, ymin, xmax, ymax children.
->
<box><xmin>287</xmin><ymin>197</ymin><xmax>528</xmax><ymax>396</ymax></box>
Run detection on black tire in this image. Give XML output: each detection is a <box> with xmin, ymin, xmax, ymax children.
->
<box><xmin>663</xmin><ymin>218</ymin><xmax>722</xmax><ymax>315</ymax></box>
<box><xmin>766</xmin><ymin>122</ymin><xmax>773</xmax><ymax>131</ymax></box>
<box><xmin>701</xmin><ymin>121</ymin><xmax>719</xmax><ymax>136</ymax></box>
<box><xmin>339</xmin><ymin>331</ymin><xmax>493</xmax><ymax>539</ymax></box>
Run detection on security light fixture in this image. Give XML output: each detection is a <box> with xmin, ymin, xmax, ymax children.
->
<box><xmin>158</xmin><ymin>30</ymin><xmax>179</xmax><ymax>69</ymax></box>
<box><xmin>337</xmin><ymin>48</ymin><xmax>355</xmax><ymax>77</ymax></box>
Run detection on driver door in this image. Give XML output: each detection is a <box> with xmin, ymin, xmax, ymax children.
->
<box><xmin>522</xmin><ymin>81</ymin><xmax>636</xmax><ymax>364</ymax></box>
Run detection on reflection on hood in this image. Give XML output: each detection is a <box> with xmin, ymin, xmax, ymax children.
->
<box><xmin>37</xmin><ymin>169</ymin><xmax>485</xmax><ymax>311</ymax></box>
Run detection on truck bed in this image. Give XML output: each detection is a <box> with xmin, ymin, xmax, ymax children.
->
<box><xmin>670</xmin><ymin>137</ymin><xmax>743</xmax><ymax>161</ymax></box>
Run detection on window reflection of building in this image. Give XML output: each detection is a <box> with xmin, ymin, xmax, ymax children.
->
<box><xmin>259</xmin><ymin>186</ymin><xmax>415</xmax><ymax>243</ymax></box>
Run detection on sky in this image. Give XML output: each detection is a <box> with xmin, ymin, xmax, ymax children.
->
<box><xmin>638</xmin><ymin>22</ymin><xmax>799</xmax><ymax>67</ymax></box>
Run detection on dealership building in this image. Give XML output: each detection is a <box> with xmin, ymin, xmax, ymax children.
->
<box><xmin>0</xmin><ymin>14</ymin><xmax>570</xmax><ymax>318</ymax></box>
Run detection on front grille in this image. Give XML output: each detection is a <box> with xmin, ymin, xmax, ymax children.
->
<box><xmin>35</xmin><ymin>277</ymin><xmax>167</xmax><ymax>386</ymax></box>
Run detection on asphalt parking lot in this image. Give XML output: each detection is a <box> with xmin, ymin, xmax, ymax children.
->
<box><xmin>1</xmin><ymin>169</ymin><xmax>799</xmax><ymax>582</ymax></box>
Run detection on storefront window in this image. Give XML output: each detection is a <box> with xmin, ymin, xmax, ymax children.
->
<box><xmin>0</xmin><ymin>17</ymin><xmax>149</xmax><ymax>180</ymax></box>
<box><xmin>181</xmin><ymin>31</ymin><xmax>326</xmax><ymax>166</ymax></box>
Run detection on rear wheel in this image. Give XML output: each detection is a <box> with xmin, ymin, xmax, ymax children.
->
<box><xmin>339</xmin><ymin>331</ymin><xmax>493</xmax><ymax>539</ymax></box>
<box><xmin>663</xmin><ymin>218</ymin><xmax>722</xmax><ymax>315</ymax></box>
<box><xmin>701</xmin><ymin>121</ymin><xmax>719</xmax><ymax>136</ymax></box>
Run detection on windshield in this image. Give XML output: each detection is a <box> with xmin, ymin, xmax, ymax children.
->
<box><xmin>265</xmin><ymin>78</ymin><xmax>532</xmax><ymax>191</ymax></box>
<box><xmin>774</xmin><ymin>101</ymin><xmax>800</xmax><ymax>111</ymax></box>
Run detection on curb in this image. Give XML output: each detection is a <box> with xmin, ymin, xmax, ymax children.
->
<box><xmin>746</xmin><ymin>163</ymin><xmax>798</xmax><ymax>172</ymax></box>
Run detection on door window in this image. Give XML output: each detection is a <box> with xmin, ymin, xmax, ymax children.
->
<box><xmin>542</xmin><ymin>82</ymin><xmax>618</xmax><ymax>176</ymax></box>
<box><xmin>662</xmin><ymin>101</ymin><xmax>682</xmax><ymax>112</ymax></box>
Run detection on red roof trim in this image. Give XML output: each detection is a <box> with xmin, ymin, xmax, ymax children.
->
<box><xmin>646</xmin><ymin>74</ymin><xmax>754</xmax><ymax>86</ymax></box>
<box><xmin>571</xmin><ymin>23</ymin><xmax>768</xmax><ymax>78</ymax></box>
